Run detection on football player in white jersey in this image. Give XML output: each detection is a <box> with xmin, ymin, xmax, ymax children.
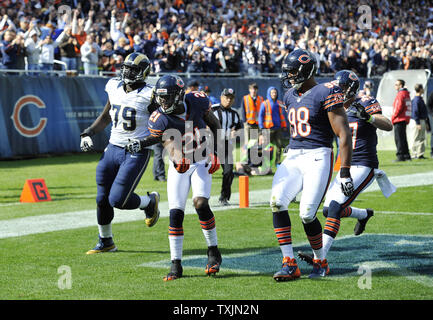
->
<box><xmin>80</xmin><ymin>52</ymin><xmax>160</xmax><ymax>254</ymax></box>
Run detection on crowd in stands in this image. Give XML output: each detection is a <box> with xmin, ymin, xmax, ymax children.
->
<box><xmin>1</xmin><ymin>0</ymin><xmax>433</xmax><ymax>77</ymax></box>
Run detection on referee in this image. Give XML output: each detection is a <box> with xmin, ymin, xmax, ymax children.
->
<box><xmin>211</xmin><ymin>88</ymin><xmax>243</xmax><ymax>206</ymax></box>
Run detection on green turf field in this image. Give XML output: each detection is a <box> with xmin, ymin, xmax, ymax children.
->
<box><xmin>0</xmin><ymin>150</ymin><xmax>432</xmax><ymax>302</ymax></box>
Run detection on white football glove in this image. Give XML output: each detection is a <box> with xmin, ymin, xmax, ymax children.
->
<box><xmin>340</xmin><ymin>177</ymin><xmax>354</xmax><ymax>197</ymax></box>
<box><xmin>80</xmin><ymin>136</ymin><xmax>94</xmax><ymax>152</ymax></box>
<box><xmin>125</xmin><ymin>138</ymin><xmax>142</xmax><ymax>154</ymax></box>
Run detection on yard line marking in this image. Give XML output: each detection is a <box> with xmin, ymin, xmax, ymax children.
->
<box><xmin>0</xmin><ymin>171</ymin><xmax>432</xmax><ymax>239</ymax></box>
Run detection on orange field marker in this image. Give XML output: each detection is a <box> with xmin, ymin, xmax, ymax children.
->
<box><xmin>239</xmin><ymin>175</ymin><xmax>249</xmax><ymax>208</ymax></box>
<box><xmin>20</xmin><ymin>179</ymin><xmax>52</xmax><ymax>202</ymax></box>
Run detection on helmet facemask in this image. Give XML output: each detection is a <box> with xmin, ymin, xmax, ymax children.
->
<box><xmin>121</xmin><ymin>64</ymin><xmax>148</xmax><ymax>85</ymax></box>
<box><xmin>280</xmin><ymin>64</ymin><xmax>315</xmax><ymax>90</ymax></box>
<box><xmin>341</xmin><ymin>82</ymin><xmax>359</xmax><ymax>103</ymax></box>
<box><xmin>156</xmin><ymin>89</ymin><xmax>184</xmax><ymax>114</ymax></box>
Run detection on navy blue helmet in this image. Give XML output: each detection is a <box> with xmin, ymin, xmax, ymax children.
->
<box><xmin>280</xmin><ymin>49</ymin><xmax>317</xmax><ymax>89</ymax></box>
<box><xmin>155</xmin><ymin>75</ymin><xmax>186</xmax><ymax>114</ymax></box>
<box><xmin>334</xmin><ymin>70</ymin><xmax>360</xmax><ymax>102</ymax></box>
<box><xmin>121</xmin><ymin>52</ymin><xmax>151</xmax><ymax>85</ymax></box>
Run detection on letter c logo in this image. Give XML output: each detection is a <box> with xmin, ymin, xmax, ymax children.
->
<box><xmin>11</xmin><ymin>95</ymin><xmax>47</xmax><ymax>137</ymax></box>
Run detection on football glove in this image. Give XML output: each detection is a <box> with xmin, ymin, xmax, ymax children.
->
<box><xmin>80</xmin><ymin>136</ymin><xmax>94</xmax><ymax>152</ymax></box>
<box><xmin>340</xmin><ymin>177</ymin><xmax>354</xmax><ymax>197</ymax></box>
<box><xmin>174</xmin><ymin>158</ymin><xmax>190</xmax><ymax>173</ymax></box>
<box><xmin>125</xmin><ymin>139</ymin><xmax>143</xmax><ymax>154</ymax></box>
<box><xmin>353</xmin><ymin>102</ymin><xmax>372</xmax><ymax>122</ymax></box>
<box><xmin>339</xmin><ymin>167</ymin><xmax>354</xmax><ymax>197</ymax></box>
<box><xmin>207</xmin><ymin>154</ymin><xmax>220</xmax><ymax>174</ymax></box>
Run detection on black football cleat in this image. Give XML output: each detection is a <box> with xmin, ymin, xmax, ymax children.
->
<box><xmin>143</xmin><ymin>192</ymin><xmax>160</xmax><ymax>227</ymax></box>
<box><xmin>163</xmin><ymin>260</ymin><xmax>183</xmax><ymax>281</ymax></box>
<box><xmin>354</xmin><ymin>209</ymin><xmax>374</xmax><ymax>236</ymax></box>
<box><xmin>297</xmin><ymin>251</ymin><xmax>314</xmax><ymax>265</ymax></box>
<box><xmin>205</xmin><ymin>246</ymin><xmax>222</xmax><ymax>276</ymax></box>
<box><xmin>86</xmin><ymin>236</ymin><xmax>117</xmax><ymax>254</ymax></box>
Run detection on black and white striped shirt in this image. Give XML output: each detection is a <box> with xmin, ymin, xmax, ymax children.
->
<box><xmin>211</xmin><ymin>104</ymin><xmax>243</xmax><ymax>140</ymax></box>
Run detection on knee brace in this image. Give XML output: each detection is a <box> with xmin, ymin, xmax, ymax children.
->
<box><xmin>169</xmin><ymin>209</ymin><xmax>185</xmax><ymax>228</ymax></box>
<box><xmin>327</xmin><ymin>200</ymin><xmax>342</xmax><ymax>219</ymax></box>
<box><xmin>323</xmin><ymin>206</ymin><xmax>329</xmax><ymax>218</ymax></box>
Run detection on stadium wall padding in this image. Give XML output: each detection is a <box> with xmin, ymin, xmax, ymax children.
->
<box><xmin>0</xmin><ymin>76</ymin><xmax>110</xmax><ymax>158</ymax></box>
<box><xmin>0</xmin><ymin>75</ymin><xmax>413</xmax><ymax>159</ymax></box>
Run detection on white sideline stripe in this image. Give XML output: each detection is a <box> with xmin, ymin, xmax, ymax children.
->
<box><xmin>1</xmin><ymin>171</ymin><xmax>432</xmax><ymax>239</ymax></box>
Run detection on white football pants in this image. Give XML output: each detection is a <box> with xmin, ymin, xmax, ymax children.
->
<box><xmin>270</xmin><ymin>147</ymin><xmax>334</xmax><ymax>223</ymax></box>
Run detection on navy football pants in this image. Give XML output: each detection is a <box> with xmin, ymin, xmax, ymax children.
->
<box><xmin>95</xmin><ymin>143</ymin><xmax>150</xmax><ymax>225</ymax></box>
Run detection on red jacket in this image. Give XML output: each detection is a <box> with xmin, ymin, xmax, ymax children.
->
<box><xmin>392</xmin><ymin>88</ymin><xmax>411</xmax><ymax>124</ymax></box>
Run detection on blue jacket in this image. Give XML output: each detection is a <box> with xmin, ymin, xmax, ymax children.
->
<box><xmin>411</xmin><ymin>96</ymin><xmax>428</xmax><ymax>124</ymax></box>
<box><xmin>259</xmin><ymin>86</ymin><xmax>286</xmax><ymax>129</ymax></box>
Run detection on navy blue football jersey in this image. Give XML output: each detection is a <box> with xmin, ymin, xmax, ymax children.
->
<box><xmin>148</xmin><ymin>91</ymin><xmax>211</xmax><ymax>162</ymax></box>
<box><xmin>346</xmin><ymin>95</ymin><xmax>382</xmax><ymax>168</ymax></box>
<box><xmin>283</xmin><ymin>82</ymin><xmax>344</xmax><ymax>149</ymax></box>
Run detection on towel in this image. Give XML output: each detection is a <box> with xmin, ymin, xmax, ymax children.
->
<box><xmin>374</xmin><ymin>169</ymin><xmax>397</xmax><ymax>198</ymax></box>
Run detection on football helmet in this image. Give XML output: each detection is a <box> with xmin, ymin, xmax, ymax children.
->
<box><xmin>280</xmin><ymin>49</ymin><xmax>317</xmax><ymax>89</ymax></box>
<box><xmin>334</xmin><ymin>70</ymin><xmax>360</xmax><ymax>102</ymax></box>
<box><xmin>155</xmin><ymin>75</ymin><xmax>186</xmax><ymax>114</ymax></box>
<box><xmin>121</xmin><ymin>52</ymin><xmax>151</xmax><ymax>85</ymax></box>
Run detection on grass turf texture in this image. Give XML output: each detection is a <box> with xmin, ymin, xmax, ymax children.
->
<box><xmin>0</xmin><ymin>150</ymin><xmax>432</xmax><ymax>300</ymax></box>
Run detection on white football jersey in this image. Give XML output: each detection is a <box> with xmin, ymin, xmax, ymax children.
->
<box><xmin>105</xmin><ymin>78</ymin><xmax>153</xmax><ymax>147</ymax></box>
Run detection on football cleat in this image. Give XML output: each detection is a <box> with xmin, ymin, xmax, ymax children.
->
<box><xmin>298</xmin><ymin>251</ymin><xmax>330</xmax><ymax>275</ymax></box>
<box><xmin>354</xmin><ymin>209</ymin><xmax>374</xmax><ymax>236</ymax></box>
<box><xmin>297</xmin><ymin>251</ymin><xmax>314</xmax><ymax>265</ymax></box>
<box><xmin>143</xmin><ymin>192</ymin><xmax>160</xmax><ymax>227</ymax></box>
<box><xmin>273</xmin><ymin>257</ymin><xmax>301</xmax><ymax>282</ymax></box>
<box><xmin>163</xmin><ymin>260</ymin><xmax>183</xmax><ymax>281</ymax></box>
<box><xmin>309</xmin><ymin>259</ymin><xmax>329</xmax><ymax>279</ymax></box>
<box><xmin>205</xmin><ymin>246</ymin><xmax>222</xmax><ymax>276</ymax></box>
<box><xmin>86</xmin><ymin>236</ymin><xmax>117</xmax><ymax>255</ymax></box>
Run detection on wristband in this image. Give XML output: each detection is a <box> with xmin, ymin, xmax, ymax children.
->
<box><xmin>80</xmin><ymin>127</ymin><xmax>95</xmax><ymax>137</ymax></box>
<box><xmin>367</xmin><ymin>115</ymin><xmax>375</xmax><ymax>124</ymax></box>
<box><xmin>340</xmin><ymin>166</ymin><xmax>351</xmax><ymax>178</ymax></box>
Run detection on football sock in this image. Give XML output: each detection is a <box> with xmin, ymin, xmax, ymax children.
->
<box><xmin>139</xmin><ymin>194</ymin><xmax>151</xmax><ymax>209</ymax></box>
<box><xmin>340</xmin><ymin>206</ymin><xmax>352</xmax><ymax>217</ymax></box>
<box><xmin>98</xmin><ymin>223</ymin><xmax>112</xmax><ymax>239</ymax></box>
<box><xmin>200</xmin><ymin>216</ymin><xmax>218</xmax><ymax>247</ymax></box>
<box><xmin>273</xmin><ymin>211</ymin><xmax>294</xmax><ymax>259</ymax></box>
<box><xmin>169</xmin><ymin>233</ymin><xmax>184</xmax><ymax>261</ymax></box>
<box><xmin>322</xmin><ymin>201</ymin><xmax>342</xmax><ymax>258</ymax></box>
<box><xmin>347</xmin><ymin>207</ymin><xmax>368</xmax><ymax>219</ymax></box>
<box><xmin>303</xmin><ymin>217</ymin><xmax>323</xmax><ymax>260</ymax></box>
<box><xmin>96</xmin><ymin>202</ymin><xmax>114</xmax><ymax>225</ymax></box>
<box><xmin>169</xmin><ymin>209</ymin><xmax>185</xmax><ymax>261</ymax></box>
<box><xmin>322</xmin><ymin>233</ymin><xmax>334</xmax><ymax>258</ymax></box>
